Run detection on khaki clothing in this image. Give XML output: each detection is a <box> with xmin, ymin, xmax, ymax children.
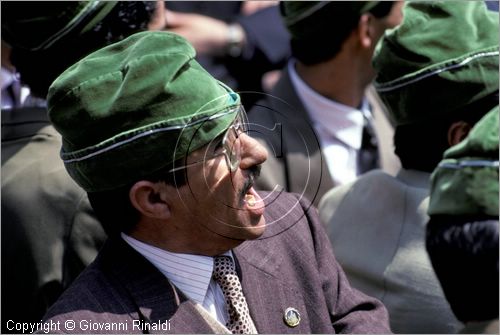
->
<box><xmin>1</xmin><ymin>107</ymin><xmax>106</xmax><ymax>330</ymax></box>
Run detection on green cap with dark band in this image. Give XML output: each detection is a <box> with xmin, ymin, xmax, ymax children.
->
<box><xmin>2</xmin><ymin>1</ymin><xmax>117</xmax><ymax>51</ymax></box>
<box><xmin>48</xmin><ymin>31</ymin><xmax>240</xmax><ymax>192</ymax></box>
<box><xmin>428</xmin><ymin>106</ymin><xmax>499</xmax><ymax>217</ymax></box>
<box><xmin>373</xmin><ymin>2</ymin><xmax>499</xmax><ymax>126</ymax></box>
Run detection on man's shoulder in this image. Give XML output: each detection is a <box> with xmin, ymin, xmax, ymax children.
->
<box><xmin>40</xmin><ymin>268</ymin><xmax>137</xmax><ymax>334</ymax></box>
<box><xmin>2</xmin><ymin>126</ymin><xmax>92</xmax><ymax>218</ymax></box>
<box><xmin>2</xmin><ymin>106</ymin><xmax>65</xmax><ymax>181</ymax></box>
<box><xmin>320</xmin><ymin>169</ymin><xmax>399</xmax><ymax>205</ymax></box>
<box><xmin>42</xmin><ymin>239</ymin><xmax>140</xmax><ymax>321</ymax></box>
<box><xmin>319</xmin><ymin>170</ymin><xmax>407</xmax><ymax>225</ymax></box>
<box><xmin>42</xmin><ymin>262</ymin><xmax>112</xmax><ymax>321</ymax></box>
<box><xmin>319</xmin><ymin>169</ymin><xmax>431</xmax><ymax>235</ymax></box>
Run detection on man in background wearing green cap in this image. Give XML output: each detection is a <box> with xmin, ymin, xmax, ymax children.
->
<box><xmin>426</xmin><ymin>106</ymin><xmax>499</xmax><ymax>333</ymax></box>
<box><xmin>320</xmin><ymin>2</ymin><xmax>498</xmax><ymax>333</ymax></box>
<box><xmin>1</xmin><ymin>2</ymin><xmax>167</xmax><ymax>332</ymax></box>
<box><xmin>39</xmin><ymin>31</ymin><xmax>390</xmax><ymax>334</ymax></box>
<box><xmin>248</xmin><ymin>1</ymin><xmax>403</xmax><ymax>206</ymax></box>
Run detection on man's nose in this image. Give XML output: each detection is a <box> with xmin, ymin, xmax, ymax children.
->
<box><xmin>238</xmin><ymin>133</ymin><xmax>268</xmax><ymax>169</ymax></box>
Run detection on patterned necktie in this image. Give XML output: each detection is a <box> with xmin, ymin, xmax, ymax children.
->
<box><xmin>213</xmin><ymin>256</ymin><xmax>258</xmax><ymax>334</ymax></box>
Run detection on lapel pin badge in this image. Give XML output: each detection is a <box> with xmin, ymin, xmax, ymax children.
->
<box><xmin>283</xmin><ymin>307</ymin><xmax>300</xmax><ymax>328</ymax></box>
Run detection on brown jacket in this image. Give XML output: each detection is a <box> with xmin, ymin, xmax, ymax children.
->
<box><xmin>41</xmin><ymin>192</ymin><xmax>390</xmax><ymax>334</ymax></box>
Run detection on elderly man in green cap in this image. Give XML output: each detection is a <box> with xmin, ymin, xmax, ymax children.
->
<box><xmin>319</xmin><ymin>2</ymin><xmax>498</xmax><ymax>333</ymax></box>
<box><xmin>1</xmin><ymin>2</ymin><xmax>167</xmax><ymax>332</ymax></box>
<box><xmin>248</xmin><ymin>1</ymin><xmax>403</xmax><ymax>206</ymax></box>
<box><xmin>426</xmin><ymin>106</ymin><xmax>499</xmax><ymax>333</ymax></box>
<box><xmin>38</xmin><ymin>31</ymin><xmax>390</xmax><ymax>334</ymax></box>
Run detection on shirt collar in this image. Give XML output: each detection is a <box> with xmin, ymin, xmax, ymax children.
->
<box><xmin>1</xmin><ymin>67</ymin><xmax>15</xmax><ymax>90</ymax></box>
<box><xmin>23</xmin><ymin>94</ymin><xmax>47</xmax><ymax>108</ymax></box>
<box><xmin>121</xmin><ymin>233</ymin><xmax>232</xmax><ymax>306</ymax></box>
<box><xmin>288</xmin><ymin>60</ymin><xmax>368</xmax><ymax>149</ymax></box>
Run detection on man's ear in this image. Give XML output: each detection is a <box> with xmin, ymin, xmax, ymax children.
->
<box><xmin>129</xmin><ymin>181</ymin><xmax>171</xmax><ymax>220</ymax></box>
<box><xmin>357</xmin><ymin>14</ymin><xmax>373</xmax><ymax>49</ymax></box>
<box><xmin>448</xmin><ymin>121</ymin><xmax>471</xmax><ymax>146</ymax></box>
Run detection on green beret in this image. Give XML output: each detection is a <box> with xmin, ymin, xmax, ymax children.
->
<box><xmin>373</xmin><ymin>2</ymin><xmax>499</xmax><ymax>126</ymax></box>
<box><xmin>428</xmin><ymin>106</ymin><xmax>499</xmax><ymax>217</ymax></box>
<box><xmin>280</xmin><ymin>1</ymin><xmax>379</xmax><ymax>40</ymax></box>
<box><xmin>48</xmin><ymin>31</ymin><xmax>240</xmax><ymax>192</ymax></box>
<box><xmin>1</xmin><ymin>1</ymin><xmax>117</xmax><ymax>51</ymax></box>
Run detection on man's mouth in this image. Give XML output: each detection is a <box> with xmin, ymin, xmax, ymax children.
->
<box><xmin>240</xmin><ymin>166</ymin><xmax>264</xmax><ymax>212</ymax></box>
<box><xmin>244</xmin><ymin>193</ymin><xmax>256</xmax><ymax>207</ymax></box>
<box><xmin>243</xmin><ymin>186</ymin><xmax>265</xmax><ymax>217</ymax></box>
<box><xmin>241</xmin><ymin>173</ymin><xmax>256</xmax><ymax>205</ymax></box>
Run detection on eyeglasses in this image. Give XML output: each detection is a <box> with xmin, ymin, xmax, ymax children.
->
<box><xmin>168</xmin><ymin>106</ymin><xmax>248</xmax><ymax>173</ymax></box>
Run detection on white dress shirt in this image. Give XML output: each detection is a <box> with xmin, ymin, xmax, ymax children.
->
<box><xmin>1</xmin><ymin>67</ymin><xmax>30</xmax><ymax>109</ymax></box>
<box><xmin>122</xmin><ymin>233</ymin><xmax>230</xmax><ymax>325</ymax></box>
<box><xmin>288</xmin><ymin>60</ymin><xmax>369</xmax><ymax>186</ymax></box>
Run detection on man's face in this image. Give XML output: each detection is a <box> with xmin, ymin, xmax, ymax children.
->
<box><xmin>170</xmin><ymin>118</ymin><xmax>268</xmax><ymax>254</ymax></box>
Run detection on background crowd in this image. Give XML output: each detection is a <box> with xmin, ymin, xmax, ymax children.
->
<box><xmin>1</xmin><ymin>1</ymin><xmax>498</xmax><ymax>334</ymax></box>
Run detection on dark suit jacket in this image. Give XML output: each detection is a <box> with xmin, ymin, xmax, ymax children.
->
<box><xmin>41</xmin><ymin>192</ymin><xmax>390</xmax><ymax>334</ymax></box>
<box><xmin>1</xmin><ymin>107</ymin><xmax>106</xmax><ymax>333</ymax></box>
<box><xmin>249</xmin><ymin>69</ymin><xmax>335</xmax><ymax>206</ymax></box>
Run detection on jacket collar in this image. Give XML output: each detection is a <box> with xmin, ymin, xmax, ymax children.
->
<box><xmin>100</xmin><ymin>213</ymin><xmax>312</xmax><ymax>334</ymax></box>
<box><xmin>270</xmin><ymin>67</ymin><xmax>336</xmax><ymax>201</ymax></box>
<box><xmin>100</xmin><ymin>238</ymin><xmax>227</xmax><ymax>334</ymax></box>
<box><xmin>1</xmin><ymin>106</ymin><xmax>53</xmax><ymax>141</ymax></box>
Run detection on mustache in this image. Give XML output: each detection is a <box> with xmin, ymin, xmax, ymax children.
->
<box><xmin>239</xmin><ymin>165</ymin><xmax>261</xmax><ymax>199</ymax></box>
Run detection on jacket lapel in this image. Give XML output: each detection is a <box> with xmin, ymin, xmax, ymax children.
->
<box><xmin>1</xmin><ymin>107</ymin><xmax>52</xmax><ymax>142</ymax></box>
<box><xmin>270</xmin><ymin>69</ymin><xmax>335</xmax><ymax>204</ymax></box>
<box><xmin>102</xmin><ymin>238</ymin><xmax>225</xmax><ymax>334</ymax></box>
<box><xmin>191</xmin><ymin>303</ymin><xmax>231</xmax><ymax>334</ymax></box>
<box><xmin>234</xmin><ymin>240</ymin><xmax>312</xmax><ymax>334</ymax></box>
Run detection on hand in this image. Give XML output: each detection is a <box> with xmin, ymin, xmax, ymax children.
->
<box><xmin>165</xmin><ymin>10</ymin><xmax>230</xmax><ymax>56</ymax></box>
<box><xmin>240</xmin><ymin>0</ymin><xmax>279</xmax><ymax>16</ymax></box>
<box><xmin>147</xmin><ymin>0</ymin><xmax>168</xmax><ymax>31</ymax></box>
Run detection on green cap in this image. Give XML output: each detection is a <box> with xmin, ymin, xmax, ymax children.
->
<box><xmin>1</xmin><ymin>1</ymin><xmax>117</xmax><ymax>51</ymax></box>
<box><xmin>280</xmin><ymin>1</ymin><xmax>379</xmax><ymax>40</ymax></box>
<box><xmin>373</xmin><ymin>2</ymin><xmax>499</xmax><ymax>126</ymax></box>
<box><xmin>428</xmin><ymin>106</ymin><xmax>499</xmax><ymax>217</ymax></box>
<box><xmin>48</xmin><ymin>31</ymin><xmax>240</xmax><ymax>192</ymax></box>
